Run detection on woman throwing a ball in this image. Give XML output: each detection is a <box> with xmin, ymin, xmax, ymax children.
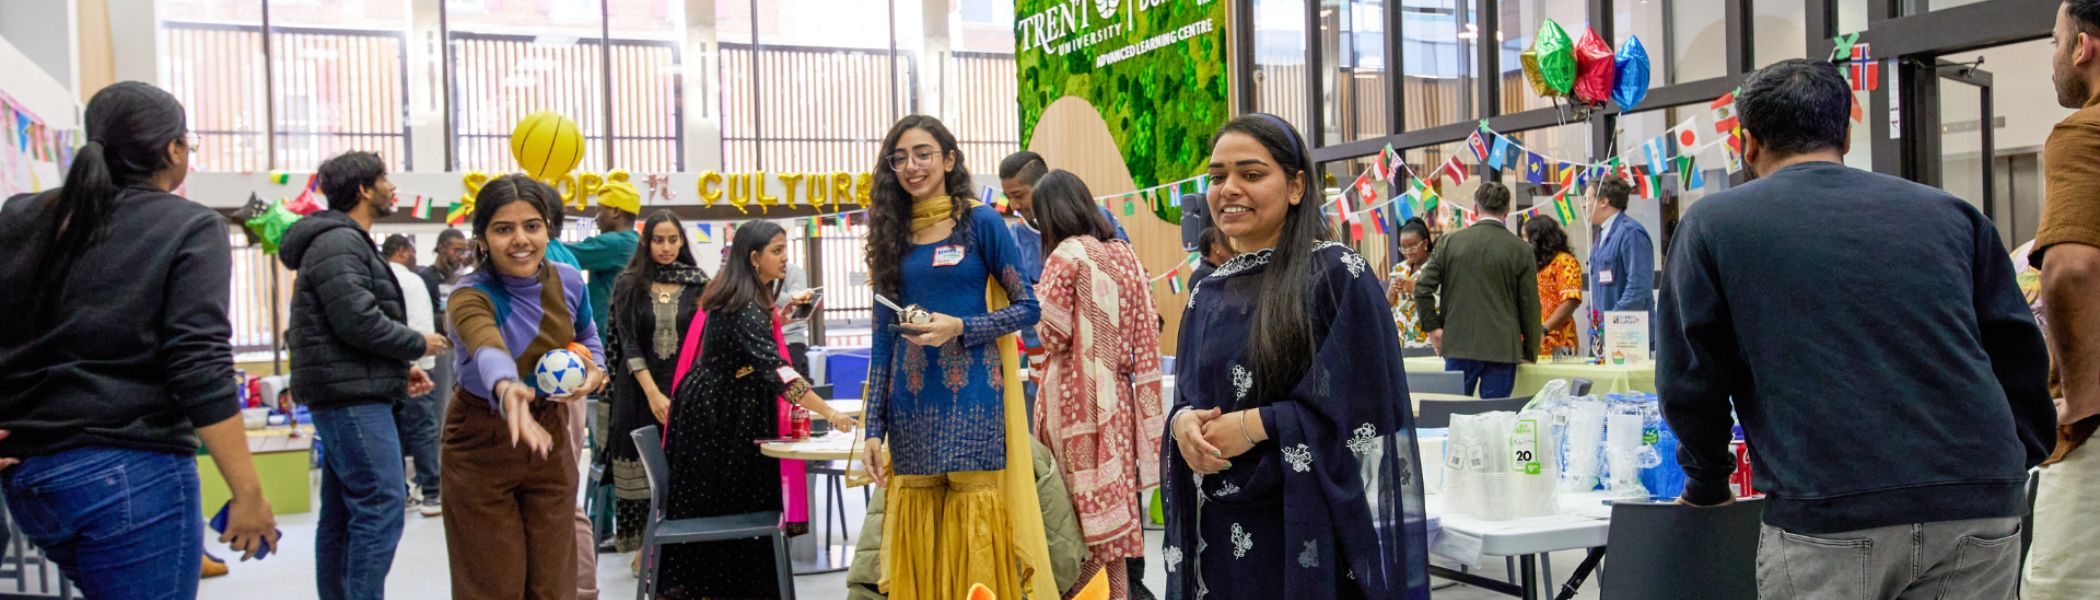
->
<box><xmin>441</xmin><ymin>174</ymin><xmax>607</xmax><ymax>599</ymax></box>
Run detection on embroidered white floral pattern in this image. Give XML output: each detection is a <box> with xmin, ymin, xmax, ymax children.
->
<box><xmin>1230</xmin><ymin>523</ymin><xmax>1253</xmax><ymax>559</ymax></box>
<box><xmin>1164</xmin><ymin>546</ymin><xmax>1183</xmax><ymax>573</ymax></box>
<box><xmin>1188</xmin><ymin>248</ymin><xmax>1275</xmax><ymax>309</ymax></box>
<box><xmin>1298</xmin><ymin>540</ymin><xmax>1319</xmax><ymax>568</ymax></box>
<box><xmin>1339</xmin><ymin>252</ymin><xmax>1368</xmax><ymax>279</ymax></box>
<box><xmin>1283</xmin><ymin>443</ymin><xmax>1314</xmax><ymax>472</ymax></box>
<box><xmin>1231</xmin><ymin>364</ymin><xmax>1252</xmax><ymax>403</ymax></box>
<box><xmin>1346</xmin><ymin>423</ymin><xmax>1379</xmax><ymax>455</ymax></box>
<box><xmin>1214</xmin><ymin>480</ymin><xmax>1241</xmax><ymax>497</ymax></box>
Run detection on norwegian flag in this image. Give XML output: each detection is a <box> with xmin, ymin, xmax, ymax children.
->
<box><xmin>1849</xmin><ymin>44</ymin><xmax>1878</xmax><ymax>92</ymax></box>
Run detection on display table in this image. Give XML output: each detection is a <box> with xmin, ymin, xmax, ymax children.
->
<box><xmin>1426</xmin><ymin>492</ymin><xmax>1615</xmax><ymax>599</ymax></box>
<box><xmin>197</xmin><ymin>426</ymin><xmax>314</xmax><ymax>517</ymax></box>
<box><xmin>811</xmin><ymin>400</ymin><xmax>863</xmax><ymax>420</ymax></box>
<box><xmin>1403</xmin><ymin>357</ymin><xmax>1657</xmax><ymax>397</ymax></box>
<box><xmin>760</xmin><ymin>435</ymin><xmax>861</xmax><ymax>575</ymax></box>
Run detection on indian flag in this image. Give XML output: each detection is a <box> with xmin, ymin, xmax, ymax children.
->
<box><xmin>411</xmin><ymin>196</ymin><xmax>432</xmax><ymax>220</ymax></box>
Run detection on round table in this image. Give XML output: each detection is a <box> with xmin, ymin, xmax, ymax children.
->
<box><xmin>810</xmin><ymin>400</ymin><xmax>863</xmax><ymax>421</ymax></box>
<box><xmin>760</xmin><ymin>435</ymin><xmax>862</xmax><ymax>575</ymax></box>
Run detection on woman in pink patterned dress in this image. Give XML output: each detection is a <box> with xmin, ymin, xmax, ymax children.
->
<box><xmin>1028</xmin><ymin>169</ymin><xmax>1166</xmax><ymax>599</ymax></box>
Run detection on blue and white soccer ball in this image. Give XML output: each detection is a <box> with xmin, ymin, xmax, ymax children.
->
<box><xmin>534</xmin><ymin>349</ymin><xmax>588</xmax><ymax>396</ymax></box>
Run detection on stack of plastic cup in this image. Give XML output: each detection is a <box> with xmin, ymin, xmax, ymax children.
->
<box><xmin>1560</xmin><ymin>398</ymin><xmax>1606</xmax><ymax>492</ymax></box>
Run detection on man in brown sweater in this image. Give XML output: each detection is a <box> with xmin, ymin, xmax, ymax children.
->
<box><xmin>2028</xmin><ymin>2</ymin><xmax>2100</xmax><ymax>596</ymax></box>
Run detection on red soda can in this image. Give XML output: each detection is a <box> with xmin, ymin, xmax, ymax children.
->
<box><xmin>791</xmin><ymin>407</ymin><xmax>812</xmax><ymax>440</ymax></box>
<box><xmin>1730</xmin><ymin>441</ymin><xmax>1757</xmax><ymax>498</ymax></box>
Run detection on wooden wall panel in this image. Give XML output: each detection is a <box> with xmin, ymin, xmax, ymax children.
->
<box><xmin>1025</xmin><ymin>96</ymin><xmax>1189</xmax><ymax>356</ymax></box>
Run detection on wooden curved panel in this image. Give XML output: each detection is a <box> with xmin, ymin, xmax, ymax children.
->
<box><xmin>1027</xmin><ymin>96</ymin><xmax>1191</xmax><ymax>356</ymax></box>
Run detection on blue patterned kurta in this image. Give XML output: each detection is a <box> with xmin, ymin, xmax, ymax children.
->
<box><xmin>865</xmin><ymin>205</ymin><xmax>1040</xmax><ymax>475</ymax></box>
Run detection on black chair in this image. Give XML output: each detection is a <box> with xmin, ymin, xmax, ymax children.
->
<box><xmin>1406</xmin><ymin>370</ymin><xmax>1467</xmax><ymax>396</ymax></box>
<box><xmin>1599</xmin><ymin>499</ymin><xmax>1764</xmax><ymax>600</ymax></box>
<box><xmin>630</xmin><ymin>426</ymin><xmax>795</xmax><ymax>600</ymax></box>
<box><xmin>1414</xmin><ymin>396</ymin><xmax>1533</xmax><ymax>428</ymax></box>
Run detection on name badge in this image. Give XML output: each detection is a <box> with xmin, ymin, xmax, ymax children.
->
<box><xmin>933</xmin><ymin>245</ymin><xmax>966</xmax><ymax>267</ymax></box>
<box><xmin>1599</xmin><ymin>269</ymin><xmax>1615</xmax><ymax>285</ymax></box>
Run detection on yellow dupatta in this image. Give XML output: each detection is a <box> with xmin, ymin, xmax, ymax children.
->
<box><xmin>882</xmin><ymin>195</ymin><xmax>1056</xmax><ymax>599</ymax></box>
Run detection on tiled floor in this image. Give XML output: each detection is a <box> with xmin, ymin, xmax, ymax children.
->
<box><xmin>195</xmin><ymin>470</ymin><xmax>1598</xmax><ymax>599</ymax></box>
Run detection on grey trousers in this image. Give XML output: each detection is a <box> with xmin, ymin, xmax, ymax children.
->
<box><xmin>1756</xmin><ymin>517</ymin><xmax>2021</xmax><ymax>599</ymax></box>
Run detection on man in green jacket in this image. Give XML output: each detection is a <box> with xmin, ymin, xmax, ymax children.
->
<box><xmin>1414</xmin><ymin>181</ymin><xmax>1542</xmax><ymax>398</ymax></box>
<box><xmin>561</xmin><ymin>180</ymin><xmax>642</xmax><ymax>335</ymax></box>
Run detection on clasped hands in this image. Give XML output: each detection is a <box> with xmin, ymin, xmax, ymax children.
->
<box><xmin>1171</xmin><ymin>407</ymin><xmax>1267</xmax><ymax>475</ymax></box>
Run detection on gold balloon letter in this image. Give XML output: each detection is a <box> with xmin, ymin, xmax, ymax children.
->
<box><xmin>779</xmin><ymin>173</ymin><xmax>805</xmax><ymax>209</ymax></box>
<box><xmin>698</xmin><ymin>171</ymin><xmax>724</xmax><ymax>206</ymax></box>
<box><xmin>805</xmin><ymin>173</ymin><xmax>829</xmax><ymax>210</ymax></box>
<box><xmin>726</xmin><ymin>173</ymin><xmax>753</xmax><ymax>214</ymax></box>
<box><xmin>855</xmin><ymin>173</ymin><xmax>874</xmax><ymax>207</ymax></box>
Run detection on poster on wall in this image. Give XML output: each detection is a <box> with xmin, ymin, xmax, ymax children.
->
<box><xmin>1015</xmin><ymin>0</ymin><xmax>1231</xmax><ymax>189</ymax></box>
<box><xmin>1602</xmin><ymin>311</ymin><xmax>1650</xmax><ymax>366</ymax></box>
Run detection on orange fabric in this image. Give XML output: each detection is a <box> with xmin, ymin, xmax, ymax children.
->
<box><xmin>1537</xmin><ymin>252</ymin><xmax>1584</xmax><ymax>355</ymax></box>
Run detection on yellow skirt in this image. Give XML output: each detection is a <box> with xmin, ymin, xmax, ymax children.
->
<box><xmin>881</xmin><ymin>471</ymin><xmax>1019</xmax><ymax>600</ymax></box>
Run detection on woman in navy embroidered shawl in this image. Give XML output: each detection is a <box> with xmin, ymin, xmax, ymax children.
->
<box><xmin>1160</xmin><ymin>113</ymin><xmax>1429</xmax><ymax>599</ymax></box>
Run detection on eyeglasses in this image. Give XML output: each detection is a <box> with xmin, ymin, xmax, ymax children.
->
<box><xmin>1399</xmin><ymin>241</ymin><xmax>1426</xmax><ymax>253</ymax></box>
<box><xmin>886</xmin><ymin>148</ymin><xmax>945</xmax><ymax>171</ymax></box>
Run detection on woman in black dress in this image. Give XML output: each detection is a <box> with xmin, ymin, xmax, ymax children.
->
<box><xmin>656</xmin><ymin>221</ymin><xmax>856</xmax><ymax>599</ymax></box>
<box><xmin>604</xmin><ymin>210</ymin><xmax>707</xmax><ymax>559</ymax></box>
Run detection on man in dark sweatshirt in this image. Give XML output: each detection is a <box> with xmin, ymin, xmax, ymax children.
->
<box><xmin>279</xmin><ymin>151</ymin><xmax>446</xmax><ymax>600</ymax></box>
<box><xmin>1658</xmin><ymin>59</ymin><xmax>2054</xmax><ymax>599</ymax></box>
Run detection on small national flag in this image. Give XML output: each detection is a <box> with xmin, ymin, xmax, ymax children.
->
<box><xmin>1630</xmin><ymin>167</ymin><xmax>1653</xmax><ymax>198</ymax></box>
<box><xmin>1467</xmin><ymin>130</ymin><xmax>1491</xmax><ymax>162</ymax></box>
<box><xmin>1373</xmin><ymin>148</ymin><xmax>1393</xmax><ymax>182</ymax></box>
<box><xmin>445</xmin><ymin>201</ymin><xmax>469</xmax><ymax>225</ymax></box>
<box><xmin>1487</xmin><ymin>135</ymin><xmax>1511</xmax><ymax>171</ymax></box>
<box><xmin>1558</xmin><ymin>165</ymin><xmax>1577</xmax><ymax>193</ymax></box>
<box><xmin>1642</xmin><ymin>136</ymin><xmax>1669</xmax><ymax>174</ymax></box>
<box><xmin>1124</xmin><ymin>195</ymin><xmax>1136</xmax><ymax>216</ymax></box>
<box><xmin>1679</xmin><ymin>156</ymin><xmax>1706</xmax><ymax>191</ymax></box>
<box><xmin>1711</xmin><ymin>92</ymin><xmax>1739</xmax><ymax>138</ymax></box>
<box><xmin>1524</xmin><ymin>153</ymin><xmax>1547</xmax><ymax>184</ymax></box>
<box><xmin>1554</xmin><ymin>195</ymin><xmax>1578</xmax><ymax>225</ymax></box>
<box><xmin>1850</xmin><ymin>43</ymin><xmax>1878</xmax><ymax>91</ymax></box>
<box><xmin>1349</xmin><ymin>218</ymin><xmax>1365</xmax><ymax>241</ymax></box>
<box><xmin>1370</xmin><ymin>208</ymin><xmax>1387</xmax><ymax>234</ymax></box>
<box><xmin>1439</xmin><ymin>156</ymin><xmax>1469</xmax><ymax>186</ymax></box>
<box><xmin>694</xmin><ymin>223</ymin><xmax>712</xmax><ymax>243</ymax></box>
<box><xmin>1398</xmin><ymin>195</ymin><xmax>1416</xmax><ymax>221</ymax></box>
<box><xmin>1168</xmin><ymin>274</ymin><xmax>1186</xmax><ymax>295</ymax></box>
<box><xmin>1674</xmin><ymin>118</ymin><xmax>1701</xmax><ymax>155</ymax></box>
<box><xmin>412</xmin><ymin>195</ymin><xmax>431</xmax><ymax>219</ymax></box>
<box><xmin>1383</xmin><ymin>145</ymin><xmax>1404</xmax><ymax>180</ymax></box>
<box><xmin>269</xmin><ymin>171</ymin><xmax>292</xmax><ymax>185</ymax></box>
<box><xmin>1353</xmin><ymin>175</ymin><xmax>1376</xmax><ymax>220</ymax></box>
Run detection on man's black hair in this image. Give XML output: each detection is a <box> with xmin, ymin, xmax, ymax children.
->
<box><xmin>1738</xmin><ymin>59</ymin><xmax>1852</xmax><ymax>158</ymax></box>
<box><xmin>316</xmin><ymin>151</ymin><xmax>387</xmax><ymax>213</ymax></box>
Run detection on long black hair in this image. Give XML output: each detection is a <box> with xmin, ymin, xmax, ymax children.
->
<box><xmin>610</xmin><ymin>210</ymin><xmax>701</xmax><ymax>329</ymax></box>
<box><xmin>701</xmin><ymin>220</ymin><xmax>787</xmax><ymax>314</ymax></box>
<box><xmin>469</xmin><ymin>174</ymin><xmax>560</xmax><ymax>275</ymax></box>
<box><xmin>22</xmin><ymin>82</ymin><xmax>187</xmax><ymax>316</ymax></box>
<box><xmin>1523</xmin><ymin>216</ymin><xmax>1573</xmax><ymax>270</ymax></box>
<box><xmin>1030</xmin><ymin>170</ymin><xmax>1117</xmax><ymax>255</ymax></box>
<box><xmin>864</xmin><ymin>115</ymin><xmax>977</xmax><ymax>297</ymax></box>
<box><xmin>1211</xmin><ymin>113</ymin><xmax>1333</xmax><ymax>409</ymax></box>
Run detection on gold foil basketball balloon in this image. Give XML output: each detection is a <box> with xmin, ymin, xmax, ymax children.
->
<box><xmin>510</xmin><ymin>112</ymin><xmax>585</xmax><ymax>181</ymax></box>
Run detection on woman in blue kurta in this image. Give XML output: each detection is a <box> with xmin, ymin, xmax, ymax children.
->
<box><xmin>1161</xmin><ymin>114</ymin><xmax>1430</xmax><ymax>599</ymax></box>
<box><xmin>859</xmin><ymin>115</ymin><xmax>1055</xmax><ymax>599</ymax></box>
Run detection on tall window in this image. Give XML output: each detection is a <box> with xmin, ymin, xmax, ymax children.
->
<box><xmin>159</xmin><ymin>0</ymin><xmax>268</xmax><ymax>172</ymax></box>
<box><xmin>1401</xmin><ymin>0</ymin><xmax>1477</xmax><ymax>126</ymax></box>
<box><xmin>269</xmin><ymin>0</ymin><xmax>412</xmax><ymax>170</ymax></box>
<box><xmin>445</xmin><ymin>0</ymin><xmax>684</xmax><ymax>173</ymax></box>
<box><xmin>1255</xmin><ymin>0</ymin><xmax>1313</xmax><ymax>132</ymax></box>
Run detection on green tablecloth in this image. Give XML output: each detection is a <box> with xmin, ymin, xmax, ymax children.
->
<box><xmin>1403</xmin><ymin>356</ymin><xmax>1657</xmax><ymax>397</ymax></box>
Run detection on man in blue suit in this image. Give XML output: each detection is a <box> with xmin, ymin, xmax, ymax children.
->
<box><xmin>1588</xmin><ymin>176</ymin><xmax>1654</xmax><ymax>315</ymax></box>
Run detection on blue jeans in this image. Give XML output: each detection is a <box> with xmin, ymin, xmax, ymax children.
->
<box><xmin>393</xmin><ymin>390</ymin><xmax>442</xmax><ymax>498</ymax></box>
<box><xmin>1445</xmin><ymin>358</ymin><xmax>1517</xmax><ymax>398</ymax></box>
<box><xmin>311</xmin><ymin>403</ymin><xmax>407</xmax><ymax>600</ymax></box>
<box><xmin>1</xmin><ymin>447</ymin><xmax>200</xmax><ymax>600</ymax></box>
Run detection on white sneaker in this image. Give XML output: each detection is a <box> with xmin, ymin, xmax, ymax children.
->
<box><xmin>420</xmin><ymin>496</ymin><xmax>442</xmax><ymax>517</ymax></box>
